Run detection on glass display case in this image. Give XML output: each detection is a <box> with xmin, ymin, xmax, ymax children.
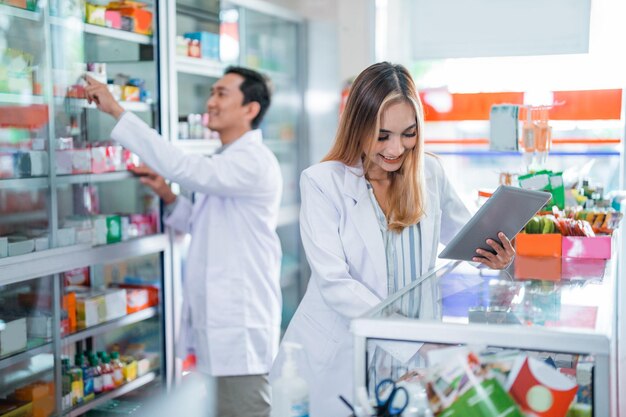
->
<box><xmin>352</xmin><ymin>251</ymin><xmax>620</xmax><ymax>416</ymax></box>
<box><xmin>0</xmin><ymin>0</ymin><xmax>173</xmax><ymax>415</ymax></box>
<box><xmin>221</xmin><ymin>0</ymin><xmax>307</xmax><ymax>329</ymax></box>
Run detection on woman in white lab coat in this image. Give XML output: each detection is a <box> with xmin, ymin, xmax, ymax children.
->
<box><xmin>270</xmin><ymin>62</ymin><xmax>515</xmax><ymax>416</ymax></box>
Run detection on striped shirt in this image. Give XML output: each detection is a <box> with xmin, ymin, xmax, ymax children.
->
<box><xmin>366</xmin><ymin>183</ymin><xmax>422</xmax><ymax>296</ymax></box>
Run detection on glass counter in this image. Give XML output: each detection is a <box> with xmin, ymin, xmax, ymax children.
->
<box><xmin>352</xmin><ymin>252</ymin><xmax>619</xmax><ymax>416</ymax></box>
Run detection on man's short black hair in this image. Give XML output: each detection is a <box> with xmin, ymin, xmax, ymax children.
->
<box><xmin>224</xmin><ymin>66</ymin><xmax>272</xmax><ymax>129</ymax></box>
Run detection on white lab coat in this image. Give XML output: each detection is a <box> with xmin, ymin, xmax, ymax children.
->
<box><xmin>111</xmin><ymin>113</ymin><xmax>283</xmax><ymax>376</ymax></box>
<box><xmin>270</xmin><ymin>154</ymin><xmax>470</xmax><ymax>416</ymax></box>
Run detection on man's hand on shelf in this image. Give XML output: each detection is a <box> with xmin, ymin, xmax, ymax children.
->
<box><xmin>130</xmin><ymin>165</ymin><xmax>177</xmax><ymax>205</ymax></box>
<box><xmin>84</xmin><ymin>75</ymin><xmax>125</xmax><ymax>119</ymax></box>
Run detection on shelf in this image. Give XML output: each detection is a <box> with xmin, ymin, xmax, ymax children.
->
<box><xmin>1</xmin><ymin>210</ymin><xmax>47</xmax><ymax>225</ymax></box>
<box><xmin>64</xmin><ymin>307</ymin><xmax>158</xmax><ymax>344</ymax></box>
<box><xmin>64</xmin><ymin>371</ymin><xmax>158</xmax><ymax>417</ymax></box>
<box><xmin>56</xmin><ymin>171</ymin><xmax>135</xmax><ymax>185</ymax></box>
<box><xmin>0</xmin><ymin>93</ymin><xmax>45</xmax><ymax>105</ymax></box>
<box><xmin>62</xmin><ymin>98</ymin><xmax>153</xmax><ymax>113</ymax></box>
<box><xmin>176</xmin><ymin>56</ymin><xmax>224</xmax><ymax>78</ymax></box>
<box><xmin>0</xmin><ymin>234</ymin><xmax>169</xmax><ymax>286</ymax></box>
<box><xmin>0</xmin><ymin>342</ymin><xmax>52</xmax><ymax>372</ymax></box>
<box><xmin>0</xmin><ymin>353</ymin><xmax>53</xmax><ymax>397</ymax></box>
<box><xmin>277</xmin><ymin>205</ymin><xmax>299</xmax><ymax>228</ymax></box>
<box><xmin>50</xmin><ymin>17</ymin><xmax>153</xmax><ymax>45</ymax></box>
<box><xmin>0</xmin><ymin>177</ymin><xmax>49</xmax><ymax>189</ymax></box>
<box><xmin>176</xmin><ymin>3</ymin><xmax>220</xmax><ymax>23</ymax></box>
<box><xmin>0</xmin><ymin>4</ymin><xmax>41</xmax><ymax>21</ymax></box>
<box><xmin>176</xmin><ymin>139</ymin><xmax>222</xmax><ymax>155</ymax></box>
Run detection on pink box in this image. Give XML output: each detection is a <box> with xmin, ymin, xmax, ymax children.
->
<box><xmin>561</xmin><ymin>236</ymin><xmax>612</xmax><ymax>259</ymax></box>
<box><xmin>105</xmin><ymin>10</ymin><xmax>122</xmax><ymax>29</ymax></box>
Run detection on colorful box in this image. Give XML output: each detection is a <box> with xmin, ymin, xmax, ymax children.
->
<box><xmin>514</xmin><ymin>256</ymin><xmax>562</xmax><ymax>281</ymax></box>
<box><xmin>118</xmin><ymin>6</ymin><xmax>152</xmax><ymax>35</ymax></box>
<box><xmin>105</xmin><ymin>10</ymin><xmax>121</xmax><ymax>29</ymax></box>
<box><xmin>184</xmin><ymin>31</ymin><xmax>220</xmax><ymax>60</ymax></box>
<box><xmin>515</xmin><ymin>233</ymin><xmax>562</xmax><ymax>257</ymax></box>
<box><xmin>85</xmin><ymin>3</ymin><xmax>106</xmax><ymax>26</ymax></box>
<box><xmin>561</xmin><ymin>236</ymin><xmax>612</xmax><ymax>259</ymax></box>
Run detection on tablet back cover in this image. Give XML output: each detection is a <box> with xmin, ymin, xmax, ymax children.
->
<box><xmin>439</xmin><ymin>186</ymin><xmax>551</xmax><ymax>261</ymax></box>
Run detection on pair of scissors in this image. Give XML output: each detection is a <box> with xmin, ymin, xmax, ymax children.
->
<box><xmin>375</xmin><ymin>378</ymin><xmax>408</xmax><ymax>416</ymax></box>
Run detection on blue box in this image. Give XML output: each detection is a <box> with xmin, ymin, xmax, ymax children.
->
<box><xmin>184</xmin><ymin>32</ymin><xmax>220</xmax><ymax>61</ymax></box>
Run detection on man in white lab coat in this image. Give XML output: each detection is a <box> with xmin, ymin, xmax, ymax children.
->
<box><xmin>85</xmin><ymin>67</ymin><xmax>283</xmax><ymax>417</ymax></box>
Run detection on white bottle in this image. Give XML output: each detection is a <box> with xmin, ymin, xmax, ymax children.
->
<box><xmin>271</xmin><ymin>342</ymin><xmax>309</xmax><ymax>417</ymax></box>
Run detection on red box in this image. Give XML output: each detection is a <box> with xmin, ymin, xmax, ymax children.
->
<box><xmin>561</xmin><ymin>236</ymin><xmax>612</xmax><ymax>259</ymax></box>
<box><xmin>515</xmin><ymin>233</ymin><xmax>562</xmax><ymax>257</ymax></box>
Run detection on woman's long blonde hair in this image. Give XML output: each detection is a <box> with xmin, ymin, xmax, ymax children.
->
<box><xmin>323</xmin><ymin>62</ymin><xmax>426</xmax><ymax>232</ymax></box>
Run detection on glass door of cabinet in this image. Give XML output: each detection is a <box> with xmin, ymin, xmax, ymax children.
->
<box><xmin>221</xmin><ymin>1</ymin><xmax>306</xmax><ymax>328</ymax></box>
<box><xmin>0</xmin><ymin>2</ymin><xmax>52</xmax><ymax>258</ymax></box>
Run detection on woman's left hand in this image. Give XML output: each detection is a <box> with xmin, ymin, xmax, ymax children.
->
<box><xmin>473</xmin><ymin>232</ymin><xmax>515</xmax><ymax>269</ymax></box>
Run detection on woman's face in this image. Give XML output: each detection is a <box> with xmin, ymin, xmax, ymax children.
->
<box><xmin>365</xmin><ymin>101</ymin><xmax>417</xmax><ymax>177</ymax></box>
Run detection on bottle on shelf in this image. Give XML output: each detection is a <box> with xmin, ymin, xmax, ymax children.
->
<box><xmin>111</xmin><ymin>351</ymin><xmax>125</xmax><ymax>387</ymax></box>
<box><xmin>88</xmin><ymin>352</ymin><xmax>104</xmax><ymax>395</ymax></box>
<box><xmin>75</xmin><ymin>353</ymin><xmax>95</xmax><ymax>402</ymax></box>
<box><xmin>99</xmin><ymin>351</ymin><xmax>115</xmax><ymax>391</ymax></box>
<box><xmin>61</xmin><ymin>358</ymin><xmax>73</xmax><ymax>410</ymax></box>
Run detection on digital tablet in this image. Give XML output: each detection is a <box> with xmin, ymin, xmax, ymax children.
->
<box><xmin>438</xmin><ymin>185</ymin><xmax>551</xmax><ymax>261</ymax></box>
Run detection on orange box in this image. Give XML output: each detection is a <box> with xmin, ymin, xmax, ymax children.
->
<box><xmin>515</xmin><ymin>233</ymin><xmax>562</xmax><ymax>257</ymax></box>
<box><xmin>116</xmin><ymin>284</ymin><xmax>158</xmax><ymax>309</ymax></box>
<box><xmin>514</xmin><ymin>256</ymin><xmax>562</xmax><ymax>281</ymax></box>
<box><xmin>119</xmin><ymin>7</ymin><xmax>153</xmax><ymax>35</ymax></box>
<box><xmin>62</xmin><ymin>292</ymin><xmax>77</xmax><ymax>333</ymax></box>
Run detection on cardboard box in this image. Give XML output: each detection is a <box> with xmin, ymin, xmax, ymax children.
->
<box><xmin>76</xmin><ymin>292</ymin><xmax>106</xmax><ymax>329</ymax></box>
<box><xmin>515</xmin><ymin>233</ymin><xmax>562</xmax><ymax>257</ymax></box>
<box><xmin>105</xmin><ymin>10</ymin><xmax>121</xmax><ymax>29</ymax></box>
<box><xmin>62</xmin><ymin>292</ymin><xmax>77</xmax><ymax>334</ymax></box>
<box><xmin>0</xmin><ymin>318</ymin><xmax>27</xmax><ymax>356</ymax></box>
<box><xmin>562</xmin><ymin>236</ymin><xmax>612</xmax><ymax>259</ymax></box>
<box><xmin>104</xmin><ymin>288</ymin><xmax>127</xmax><ymax>321</ymax></box>
<box><xmin>119</xmin><ymin>6</ymin><xmax>153</xmax><ymax>35</ymax></box>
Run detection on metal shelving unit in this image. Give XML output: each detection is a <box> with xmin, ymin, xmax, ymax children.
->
<box><xmin>49</xmin><ymin>16</ymin><xmax>153</xmax><ymax>45</ymax></box>
<box><xmin>63</xmin><ymin>372</ymin><xmax>158</xmax><ymax>417</ymax></box>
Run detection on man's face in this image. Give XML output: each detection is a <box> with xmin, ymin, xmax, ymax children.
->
<box><xmin>206</xmin><ymin>73</ymin><xmax>252</xmax><ymax>133</ymax></box>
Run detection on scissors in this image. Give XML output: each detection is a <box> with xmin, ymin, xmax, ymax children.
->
<box><xmin>375</xmin><ymin>378</ymin><xmax>408</xmax><ymax>417</ymax></box>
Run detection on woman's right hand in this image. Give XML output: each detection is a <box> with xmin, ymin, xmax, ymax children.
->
<box><xmin>130</xmin><ymin>165</ymin><xmax>177</xmax><ymax>205</ymax></box>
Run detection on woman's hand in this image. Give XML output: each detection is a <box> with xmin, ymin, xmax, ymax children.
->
<box><xmin>472</xmin><ymin>232</ymin><xmax>515</xmax><ymax>269</ymax></box>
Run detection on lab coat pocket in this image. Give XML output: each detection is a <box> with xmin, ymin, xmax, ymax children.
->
<box><xmin>299</xmin><ymin>312</ymin><xmax>340</xmax><ymax>370</ymax></box>
<box><xmin>205</xmin><ymin>274</ymin><xmax>245</xmax><ymax>327</ymax></box>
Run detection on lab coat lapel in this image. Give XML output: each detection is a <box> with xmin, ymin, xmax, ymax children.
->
<box><xmin>344</xmin><ymin>166</ymin><xmax>387</xmax><ymax>287</ymax></box>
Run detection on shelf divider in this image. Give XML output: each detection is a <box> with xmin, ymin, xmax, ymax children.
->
<box><xmin>0</xmin><ymin>343</ymin><xmax>52</xmax><ymax>371</ymax></box>
<box><xmin>0</xmin><ymin>234</ymin><xmax>169</xmax><ymax>286</ymax></box>
<box><xmin>63</xmin><ymin>307</ymin><xmax>158</xmax><ymax>345</ymax></box>
<box><xmin>56</xmin><ymin>171</ymin><xmax>135</xmax><ymax>186</ymax></box>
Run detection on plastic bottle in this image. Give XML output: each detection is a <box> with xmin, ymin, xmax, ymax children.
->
<box><xmin>111</xmin><ymin>351</ymin><xmax>125</xmax><ymax>387</ymax></box>
<box><xmin>61</xmin><ymin>358</ymin><xmax>73</xmax><ymax>409</ymax></box>
<box><xmin>271</xmin><ymin>342</ymin><xmax>309</xmax><ymax>417</ymax></box>
<box><xmin>99</xmin><ymin>352</ymin><xmax>115</xmax><ymax>391</ymax></box>
<box><xmin>75</xmin><ymin>353</ymin><xmax>94</xmax><ymax>401</ymax></box>
<box><xmin>88</xmin><ymin>352</ymin><xmax>104</xmax><ymax>395</ymax></box>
